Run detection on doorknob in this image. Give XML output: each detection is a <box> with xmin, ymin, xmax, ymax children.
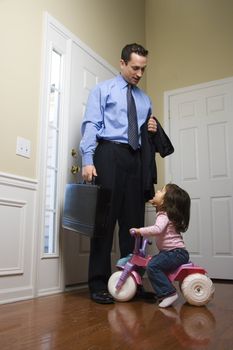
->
<box><xmin>71</xmin><ymin>148</ymin><xmax>77</xmax><ymax>157</ymax></box>
<box><xmin>71</xmin><ymin>165</ymin><xmax>80</xmax><ymax>174</ymax></box>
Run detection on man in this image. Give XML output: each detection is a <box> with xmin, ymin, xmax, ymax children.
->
<box><xmin>80</xmin><ymin>43</ymin><xmax>157</xmax><ymax>304</ymax></box>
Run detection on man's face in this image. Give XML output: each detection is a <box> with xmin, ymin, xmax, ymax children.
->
<box><xmin>120</xmin><ymin>52</ymin><xmax>147</xmax><ymax>86</ymax></box>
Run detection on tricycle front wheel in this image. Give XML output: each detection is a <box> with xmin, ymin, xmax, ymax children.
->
<box><xmin>108</xmin><ymin>271</ymin><xmax>137</xmax><ymax>302</ymax></box>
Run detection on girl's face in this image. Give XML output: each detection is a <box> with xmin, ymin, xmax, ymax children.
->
<box><xmin>151</xmin><ymin>186</ymin><xmax>166</xmax><ymax>207</ymax></box>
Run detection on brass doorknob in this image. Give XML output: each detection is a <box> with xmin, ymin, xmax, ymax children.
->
<box><xmin>71</xmin><ymin>148</ymin><xmax>77</xmax><ymax>157</ymax></box>
<box><xmin>71</xmin><ymin>165</ymin><xmax>80</xmax><ymax>174</ymax></box>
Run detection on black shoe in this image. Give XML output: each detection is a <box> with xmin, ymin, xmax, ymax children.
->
<box><xmin>136</xmin><ymin>286</ymin><xmax>157</xmax><ymax>301</ymax></box>
<box><xmin>91</xmin><ymin>291</ymin><xmax>115</xmax><ymax>304</ymax></box>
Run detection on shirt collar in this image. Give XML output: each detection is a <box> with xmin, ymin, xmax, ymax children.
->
<box><xmin>116</xmin><ymin>74</ymin><xmax>128</xmax><ymax>89</ymax></box>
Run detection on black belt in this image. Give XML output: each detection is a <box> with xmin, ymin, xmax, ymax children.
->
<box><xmin>98</xmin><ymin>139</ymin><xmax>140</xmax><ymax>151</ymax></box>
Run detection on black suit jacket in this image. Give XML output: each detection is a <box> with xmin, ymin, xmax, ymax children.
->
<box><xmin>141</xmin><ymin>117</ymin><xmax>174</xmax><ymax>201</ymax></box>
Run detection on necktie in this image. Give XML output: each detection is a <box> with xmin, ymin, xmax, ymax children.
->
<box><xmin>127</xmin><ymin>84</ymin><xmax>139</xmax><ymax>150</ymax></box>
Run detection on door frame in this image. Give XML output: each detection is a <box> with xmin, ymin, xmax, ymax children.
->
<box><xmin>36</xmin><ymin>13</ymin><xmax>117</xmax><ymax>296</ymax></box>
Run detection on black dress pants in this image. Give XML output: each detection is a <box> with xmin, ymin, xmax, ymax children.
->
<box><xmin>88</xmin><ymin>141</ymin><xmax>145</xmax><ymax>293</ymax></box>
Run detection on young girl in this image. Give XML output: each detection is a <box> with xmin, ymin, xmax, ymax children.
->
<box><xmin>131</xmin><ymin>183</ymin><xmax>191</xmax><ymax>308</ymax></box>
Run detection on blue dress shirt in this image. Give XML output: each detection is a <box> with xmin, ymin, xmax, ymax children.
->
<box><xmin>80</xmin><ymin>74</ymin><xmax>152</xmax><ymax>166</ymax></box>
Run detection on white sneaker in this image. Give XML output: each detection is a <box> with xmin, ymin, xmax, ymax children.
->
<box><xmin>158</xmin><ymin>293</ymin><xmax>178</xmax><ymax>308</ymax></box>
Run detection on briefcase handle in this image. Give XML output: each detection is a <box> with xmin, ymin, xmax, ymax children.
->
<box><xmin>83</xmin><ymin>176</ymin><xmax>96</xmax><ymax>186</ymax></box>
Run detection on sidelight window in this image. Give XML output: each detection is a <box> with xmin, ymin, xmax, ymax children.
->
<box><xmin>43</xmin><ymin>49</ymin><xmax>62</xmax><ymax>255</ymax></box>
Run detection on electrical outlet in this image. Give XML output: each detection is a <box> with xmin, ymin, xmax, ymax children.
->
<box><xmin>16</xmin><ymin>137</ymin><xmax>31</xmax><ymax>158</ymax></box>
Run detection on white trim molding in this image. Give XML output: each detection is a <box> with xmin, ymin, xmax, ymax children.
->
<box><xmin>0</xmin><ymin>172</ymin><xmax>38</xmax><ymax>303</ymax></box>
<box><xmin>0</xmin><ymin>198</ymin><xmax>27</xmax><ymax>276</ymax></box>
<box><xmin>0</xmin><ymin>172</ymin><xmax>38</xmax><ymax>190</ymax></box>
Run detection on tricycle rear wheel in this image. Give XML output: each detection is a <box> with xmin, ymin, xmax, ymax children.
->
<box><xmin>181</xmin><ymin>273</ymin><xmax>215</xmax><ymax>306</ymax></box>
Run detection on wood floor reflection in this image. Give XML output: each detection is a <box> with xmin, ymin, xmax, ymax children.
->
<box><xmin>0</xmin><ymin>280</ymin><xmax>232</xmax><ymax>349</ymax></box>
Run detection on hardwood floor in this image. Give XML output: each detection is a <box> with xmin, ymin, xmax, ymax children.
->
<box><xmin>0</xmin><ymin>280</ymin><xmax>233</xmax><ymax>350</ymax></box>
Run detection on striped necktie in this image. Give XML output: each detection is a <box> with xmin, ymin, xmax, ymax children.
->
<box><xmin>127</xmin><ymin>84</ymin><xmax>139</xmax><ymax>150</ymax></box>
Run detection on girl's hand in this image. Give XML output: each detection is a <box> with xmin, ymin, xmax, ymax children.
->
<box><xmin>130</xmin><ymin>228</ymin><xmax>141</xmax><ymax>236</ymax></box>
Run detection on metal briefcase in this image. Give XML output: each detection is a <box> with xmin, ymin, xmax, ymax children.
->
<box><xmin>62</xmin><ymin>182</ymin><xmax>111</xmax><ymax>238</ymax></box>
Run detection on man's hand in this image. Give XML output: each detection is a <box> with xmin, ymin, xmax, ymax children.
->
<box><xmin>147</xmin><ymin>116</ymin><xmax>157</xmax><ymax>133</ymax></box>
<box><xmin>82</xmin><ymin>165</ymin><xmax>97</xmax><ymax>182</ymax></box>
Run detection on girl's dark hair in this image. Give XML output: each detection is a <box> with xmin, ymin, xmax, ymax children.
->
<box><xmin>121</xmin><ymin>43</ymin><xmax>148</xmax><ymax>64</ymax></box>
<box><xmin>159</xmin><ymin>184</ymin><xmax>191</xmax><ymax>232</ymax></box>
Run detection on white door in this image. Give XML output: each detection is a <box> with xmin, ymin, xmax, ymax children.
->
<box><xmin>63</xmin><ymin>41</ymin><xmax>119</xmax><ymax>286</ymax></box>
<box><xmin>166</xmin><ymin>78</ymin><xmax>233</xmax><ymax>279</ymax></box>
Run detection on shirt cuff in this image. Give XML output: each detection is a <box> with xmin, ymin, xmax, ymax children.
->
<box><xmin>82</xmin><ymin>153</ymin><xmax>94</xmax><ymax>166</ymax></box>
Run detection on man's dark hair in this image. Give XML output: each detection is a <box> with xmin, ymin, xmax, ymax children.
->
<box><xmin>121</xmin><ymin>43</ymin><xmax>148</xmax><ymax>64</ymax></box>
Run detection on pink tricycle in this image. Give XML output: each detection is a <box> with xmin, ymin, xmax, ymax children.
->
<box><xmin>108</xmin><ymin>231</ymin><xmax>215</xmax><ymax>306</ymax></box>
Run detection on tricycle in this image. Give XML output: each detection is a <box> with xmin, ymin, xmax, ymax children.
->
<box><xmin>108</xmin><ymin>231</ymin><xmax>215</xmax><ymax>306</ymax></box>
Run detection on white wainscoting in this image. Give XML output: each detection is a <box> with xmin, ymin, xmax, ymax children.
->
<box><xmin>0</xmin><ymin>172</ymin><xmax>37</xmax><ymax>304</ymax></box>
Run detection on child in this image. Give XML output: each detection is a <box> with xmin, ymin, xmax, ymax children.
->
<box><xmin>131</xmin><ymin>183</ymin><xmax>190</xmax><ymax>308</ymax></box>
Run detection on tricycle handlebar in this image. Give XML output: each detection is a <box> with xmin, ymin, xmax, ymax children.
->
<box><xmin>130</xmin><ymin>229</ymin><xmax>136</xmax><ymax>236</ymax></box>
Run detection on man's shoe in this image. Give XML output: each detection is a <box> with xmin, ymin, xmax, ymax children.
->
<box><xmin>91</xmin><ymin>291</ymin><xmax>115</xmax><ymax>304</ymax></box>
<box><xmin>135</xmin><ymin>286</ymin><xmax>157</xmax><ymax>301</ymax></box>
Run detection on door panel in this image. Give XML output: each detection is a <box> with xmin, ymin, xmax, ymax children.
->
<box><xmin>63</xmin><ymin>42</ymin><xmax>118</xmax><ymax>286</ymax></box>
<box><xmin>168</xmin><ymin>79</ymin><xmax>233</xmax><ymax>279</ymax></box>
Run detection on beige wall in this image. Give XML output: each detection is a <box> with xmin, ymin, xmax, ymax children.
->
<box><xmin>146</xmin><ymin>0</ymin><xmax>233</xmax><ymax>186</ymax></box>
<box><xmin>1</xmin><ymin>0</ymin><xmax>233</xmax><ymax>183</ymax></box>
<box><xmin>0</xmin><ymin>0</ymin><xmax>145</xmax><ymax>178</ymax></box>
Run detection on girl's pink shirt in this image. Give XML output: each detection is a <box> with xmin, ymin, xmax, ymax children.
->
<box><xmin>139</xmin><ymin>211</ymin><xmax>186</xmax><ymax>251</ymax></box>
